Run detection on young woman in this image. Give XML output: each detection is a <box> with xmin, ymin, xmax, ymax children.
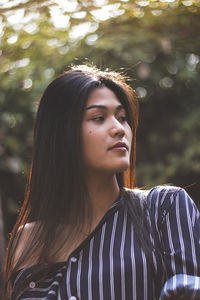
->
<box><xmin>4</xmin><ymin>65</ymin><xmax>200</xmax><ymax>300</ymax></box>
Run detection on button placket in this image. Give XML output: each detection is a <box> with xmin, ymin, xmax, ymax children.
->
<box><xmin>68</xmin><ymin>256</ymin><xmax>78</xmax><ymax>299</ymax></box>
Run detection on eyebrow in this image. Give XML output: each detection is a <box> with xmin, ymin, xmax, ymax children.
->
<box><xmin>85</xmin><ymin>104</ymin><xmax>125</xmax><ymax>111</ymax></box>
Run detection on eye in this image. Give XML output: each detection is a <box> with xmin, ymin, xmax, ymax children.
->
<box><xmin>118</xmin><ymin>115</ymin><xmax>127</xmax><ymax>123</ymax></box>
<box><xmin>92</xmin><ymin>116</ymin><xmax>105</xmax><ymax>122</ymax></box>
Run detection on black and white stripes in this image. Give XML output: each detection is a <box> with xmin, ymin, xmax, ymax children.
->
<box><xmin>12</xmin><ymin>186</ymin><xmax>200</xmax><ymax>300</ymax></box>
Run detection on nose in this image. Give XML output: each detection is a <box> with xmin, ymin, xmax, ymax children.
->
<box><xmin>109</xmin><ymin>117</ymin><xmax>125</xmax><ymax>138</ymax></box>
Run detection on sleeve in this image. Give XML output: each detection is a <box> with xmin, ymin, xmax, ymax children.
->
<box><xmin>148</xmin><ymin>186</ymin><xmax>200</xmax><ymax>300</ymax></box>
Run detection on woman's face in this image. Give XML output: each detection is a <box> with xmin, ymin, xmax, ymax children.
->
<box><xmin>82</xmin><ymin>87</ymin><xmax>132</xmax><ymax>176</ymax></box>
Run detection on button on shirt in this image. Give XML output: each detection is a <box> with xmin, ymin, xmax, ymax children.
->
<box><xmin>11</xmin><ymin>186</ymin><xmax>200</xmax><ymax>300</ymax></box>
<box><xmin>70</xmin><ymin>257</ymin><xmax>77</xmax><ymax>263</ymax></box>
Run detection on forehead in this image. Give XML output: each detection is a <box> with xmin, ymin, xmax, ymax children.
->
<box><xmin>86</xmin><ymin>87</ymin><xmax>122</xmax><ymax>107</ymax></box>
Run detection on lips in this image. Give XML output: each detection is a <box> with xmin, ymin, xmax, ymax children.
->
<box><xmin>109</xmin><ymin>142</ymin><xmax>128</xmax><ymax>151</ymax></box>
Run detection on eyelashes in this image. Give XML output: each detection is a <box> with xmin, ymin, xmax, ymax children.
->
<box><xmin>92</xmin><ymin>116</ymin><xmax>105</xmax><ymax>122</ymax></box>
<box><xmin>92</xmin><ymin>115</ymin><xmax>127</xmax><ymax>123</ymax></box>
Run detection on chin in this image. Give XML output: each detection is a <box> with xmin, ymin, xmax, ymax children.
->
<box><xmin>112</xmin><ymin>162</ymin><xmax>130</xmax><ymax>173</ymax></box>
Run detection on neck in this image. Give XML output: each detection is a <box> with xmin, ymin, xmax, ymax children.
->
<box><xmin>85</xmin><ymin>173</ymin><xmax>120</xmax><ymax>226</ymax></box>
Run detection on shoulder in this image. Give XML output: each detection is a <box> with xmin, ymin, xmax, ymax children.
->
<box><xmin>124</xmin><ymin>185</ymin><xmax>193</xmax><ymax>207</ymax></box>
<box><xmin>124</xmin><ymin>185</ymin><xmax>183</xmax><ymax>211</ymax></box>
<box><xmin>124</xmin><ymin>187</ymin><xmax>149</xmax><ymax>202</ymax></box>
<box><xmin>147</xmin><ymin>185</ymin><xmax>193</xmax><ymax>208</ymax></box>
<box><xmin>146</xmin><ymin>185</ymin><xmax>199</xmax><ymax>226</ymax></box>
<box><xmin>147</xmin><ymin>185</ymin><xmax>180</xmax><ymax>207</ymax></box>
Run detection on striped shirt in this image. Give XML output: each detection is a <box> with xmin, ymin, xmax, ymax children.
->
<box><xmin>11</xmin><ymin>186</ymin><xmax>200</xmax><ymax>300</ymax></box>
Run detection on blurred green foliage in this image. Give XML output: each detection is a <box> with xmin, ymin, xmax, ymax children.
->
<box><xmin>0</xmin><ymin>0</ymin><xmax>200</xmax><ymax>238</ymax></box>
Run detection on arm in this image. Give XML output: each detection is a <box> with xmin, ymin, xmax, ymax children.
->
<box><xmin>148</xmin><ymin>186</ymin><xmax>200</xmax><ymax>299</ymax></box>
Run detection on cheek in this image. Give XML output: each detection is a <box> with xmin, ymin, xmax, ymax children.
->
<box><xmin>126</xmin><ymin>126</ymin><xmax>133</xmax><ymax>142</ymax></box>
<box><xmin>83</xmin><ymin>128</ymin><xmax>97</xmax><ymax>149</ymax></box>
<box><xmin>130</xmin><ymin>131</ymin><xmax>133</xmax><ymax>142</ymax></box>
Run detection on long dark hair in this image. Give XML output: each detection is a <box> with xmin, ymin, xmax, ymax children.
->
<box><xmin>4</xmin><ymin>65</ymin><xmax>139</xmax><ymax>298</ymax></box>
